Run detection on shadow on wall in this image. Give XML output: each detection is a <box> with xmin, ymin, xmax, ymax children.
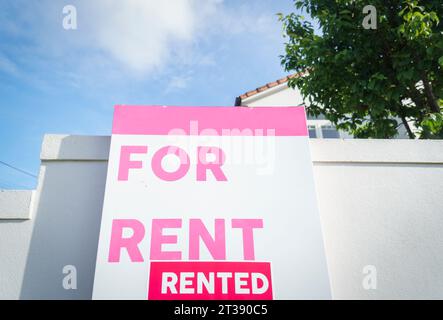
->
<box><xmin>20</xmin><ymin>136</ymin><xmax>108</xmax><ymax>299</ymax></box>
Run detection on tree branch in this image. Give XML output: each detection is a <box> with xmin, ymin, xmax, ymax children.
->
<box><xmin>420</xmin><ymin>71</ymin><xmax>441</xmax><ymax>113</ymax></box>
<box><xmin>400</xmin><ymin>114</ymin><xmax>415</xmax><ymax>139</ymax></box>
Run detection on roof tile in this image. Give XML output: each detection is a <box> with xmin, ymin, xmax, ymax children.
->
<box><xmin>236</xmin><ymin>72</ymin><xmax>304</xmax><ymax>104</ymax></box>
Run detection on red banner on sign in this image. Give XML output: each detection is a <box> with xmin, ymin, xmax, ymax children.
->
<box><xmin>148</xmin><ymin>261</ymin><xmax>273</xmax><ymax>300</ymax></box>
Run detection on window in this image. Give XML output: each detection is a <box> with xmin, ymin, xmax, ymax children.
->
<box><xmin>321</xmin><ymin>125</ymin><xmax>340</xmax><ymax>138</ymax></box>
<box><xmin>308</xmin><ymin>125</ymin><xmax>317</xmax><ymax>138</ymax></box>
<box><xmin>306</xmin><ymin>114</ymin><xmax>326</xmax><ymax>120</ymax></box>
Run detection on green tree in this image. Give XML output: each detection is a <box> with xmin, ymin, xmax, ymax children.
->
<box><xmin>280</xmin><ymin>0</ymin><xmax>443</xmax><ymax>138</ymax></box>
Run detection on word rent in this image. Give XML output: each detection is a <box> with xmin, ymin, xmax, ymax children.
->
<box><xmin>109</xmin><ymin>218</ymin><xmax>263</xmax><ymax>262</ymax></box>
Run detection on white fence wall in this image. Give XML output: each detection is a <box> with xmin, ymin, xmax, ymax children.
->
<box><xmin>1</xmin><ymin>135</ymin><xmax>443</xmax><ymax>299</ymax></box>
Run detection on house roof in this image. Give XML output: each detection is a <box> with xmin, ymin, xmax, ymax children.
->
<box><xmin>234</xmin><ymin>72</ymin><xmax>304</xmax><ymax>106</ymax></box>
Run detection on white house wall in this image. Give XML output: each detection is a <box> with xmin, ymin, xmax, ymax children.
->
<box><xmin>242</xmin><ymin>85</ymin><xmax>354</xmax><ymax>139</ymax></box>
<box><xmin>242</xmin><ymin>85</ymin><xmax>305</xmax><ymax>107</ymax></box>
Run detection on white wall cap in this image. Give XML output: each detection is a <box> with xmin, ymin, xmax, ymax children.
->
<box><xmin>40</xmin><ymin>134</ymin><xmax>110</xmax><ymax>161</ymax></box>
<box><xmin>0</xmin><ymin>190</ymin><xmax>33</xmax><ymax>220</ymax></box>
<box><xmin>40</xmin><ymin>134</ymin><xmax>443</xmax><ymax>164</ymax></box>
<box><xmin>310</xmin><ymin>139</ymin><xmax>443</xmax><ymax>164</ymax></box>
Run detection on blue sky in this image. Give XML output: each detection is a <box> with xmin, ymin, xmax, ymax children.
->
<box><xmin>0</xmin><ymin>0</ymin><xmax>301</xmax><ymax>189</ymax></box>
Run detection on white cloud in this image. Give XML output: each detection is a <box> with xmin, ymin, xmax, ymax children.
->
<box><xmin>67</xmin><ymin>0</ymin><xmax>279</xmax><ymax>75</ymax></box>
<box><xmin>165</xmin><ymin>75</ymin><xmax>192</xmax><ymax>92</ymax></box>
<box><xmin>0</xmin><ymin>53</ymin><xmax>18</xmax><ymax>76</ymax></box>
<box><xmin>69</xmin><ymin>0</ymin><xmax>222</xmax><ymax>74</ymax></box>
<box><xmin>0</xmin><ymin>0</ymin><xmax>284</xmax><ymax>84</ymax></box>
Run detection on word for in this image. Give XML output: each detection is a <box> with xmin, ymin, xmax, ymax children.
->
<box><xmin>118</xmin><ymin>145</ymin><xmax>227</xmax><ymax>181</ymax></box>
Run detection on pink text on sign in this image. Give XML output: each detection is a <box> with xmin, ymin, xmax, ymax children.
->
<box><xmin>108</xmin><ymin>218</ymin><xmax>264</xmax><ymax>263</ymax></box>
<box><xmin>148</xmin><ymin>261</ymin><xmax>273</xmax><ymax>300</ymax></box>
<box><xmin>118</xmin><ymin>145</ymin><xmax>227</xmax><ymax>182</ymax></box>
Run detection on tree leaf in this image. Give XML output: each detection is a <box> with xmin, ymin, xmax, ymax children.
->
<box><xmin>280</xmin><ymin>0</ymin><xmax>443</xmax><ymax>139</ymax></box>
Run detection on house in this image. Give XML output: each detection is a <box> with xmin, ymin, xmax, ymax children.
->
<box><xmin>235</xmin><ymin>74</ymin><xmax>412</xmax><ymax>139</ymax></box>
<box><xmin>235</xmin><ymin>74</ymin><xmax>352</xmax><ymax>139</ymax></box>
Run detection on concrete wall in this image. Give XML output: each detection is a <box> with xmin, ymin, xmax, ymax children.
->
<box><xmin>1</xmin><ymin>134</ymin><xmax>443</xmax><ymax>299</ymax></box>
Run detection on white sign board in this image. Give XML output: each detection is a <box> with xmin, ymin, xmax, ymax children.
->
<box><xmin>93</xmin><ymin>105</ymin><xmax>330</xmax><ymax>299</ymax></box>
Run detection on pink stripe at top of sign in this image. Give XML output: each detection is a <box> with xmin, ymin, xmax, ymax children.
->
<box><xmin>112</xmin><ymin>105</ymin><xmax>308</xmax><ymax>136</ymax></box>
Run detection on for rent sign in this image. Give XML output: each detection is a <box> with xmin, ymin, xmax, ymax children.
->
<box><xmin>92</xmin><ymin>105</ymin><xmax>330</xmax><ymax>299</ymax></box>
